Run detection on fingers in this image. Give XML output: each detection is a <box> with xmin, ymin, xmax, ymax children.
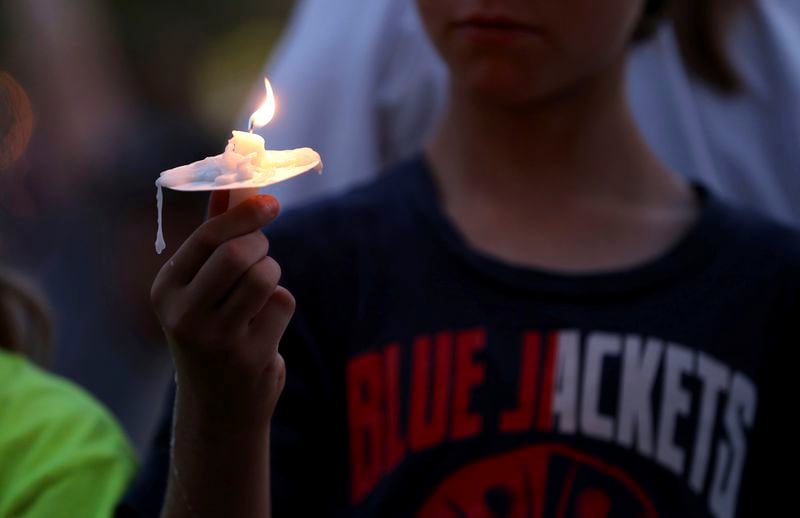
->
<box><xmin>186</xmin><ymin>231</ymin><xmax>270</xmax><ymax>307</ymax></box>
<box><xmin>153</xmin><ymin>195</ymin><xmax>279</xmax><ymax>292</ymax></box>
<box><xmin>150</xmin><ymin>188</ymin><xmax>294</xmax><ymax>427</ymax></box>
<box><xmin>219</xmin><ymin>255</ymin><xmax>282</xmax><ymax>324</ymax></box>
<box><xmin>249</xmin><ymin>286</ymin><xmax>295</xmax><ymax>354</ymax></box>
<box><xmin>181</xmin><ymin>196</ymin><xmax>278</xmax><ymax>283</ymax></box>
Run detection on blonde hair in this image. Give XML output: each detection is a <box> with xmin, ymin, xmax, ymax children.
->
<box><xmin>1</xmin><ymin>72</ymin><xmax>52</xmax><ymax>365</ymax></box>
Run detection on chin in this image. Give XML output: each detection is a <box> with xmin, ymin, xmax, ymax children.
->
<box><xmin>458</xmin><ymin>59</ymin><xmax>553</xmax><ymax>106</ymax></box>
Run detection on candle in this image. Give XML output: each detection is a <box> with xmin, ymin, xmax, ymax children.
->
<box><xmin>154</xmin><ymin>77</ymin><xmax>322</xmax><ymax>254</ymax></box>
<box><xmin>230</xmin><ymin>131</ymin><xmax>266</xmax><ymax>165</ymax></box>
<box><xmin>227</xmin><ymin>131</ymin><xmax>265</xmax><ymax>209</ymax></box>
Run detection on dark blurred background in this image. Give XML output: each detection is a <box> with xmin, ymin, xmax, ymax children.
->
<box><xmin>0</xmin><ymin>0</ymin><xmax>296</xmax><ymax>452</ymax></box>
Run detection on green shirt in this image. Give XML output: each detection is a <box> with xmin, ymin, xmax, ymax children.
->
<box><xmin>0</xmin><ymin>349</ymin><xmax>136</xmax><ymax>517</ymax></box>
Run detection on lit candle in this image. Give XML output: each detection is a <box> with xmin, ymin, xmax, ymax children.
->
<box><xmin>154</xmin><ymin>77</ymin><xmax>322</xmax><ymax>254</ymax></box>
<box><xmin>227</xmin><ymin>76</ymin><xmax>276</xmax><ymax>183</ymax></box>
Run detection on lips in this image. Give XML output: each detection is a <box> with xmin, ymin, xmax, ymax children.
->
<box><xmin>451</xmin><ymin>14</ymin><xmax>541</xmax><ymax>45</ymax></box>
<box><xmin>453</xmin><ymin>14</ymin><xmax>540</xmax><ymax>34</ymax></box>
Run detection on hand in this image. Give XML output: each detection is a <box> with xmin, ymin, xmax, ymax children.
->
<box><xmin>151</xmin><ymin>190</ymin><xmax>294</xmax><ymax>433</ymax></box>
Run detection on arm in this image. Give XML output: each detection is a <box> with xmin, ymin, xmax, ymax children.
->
<box><xmin>151</xmin><ymin>191</ymin><xmax>294</xmax><ymax>518</ymax></box>
<box><xmin>163</xmin><ymin>394</ymin><xmax>273</xmax><ymax>518</ymax></box>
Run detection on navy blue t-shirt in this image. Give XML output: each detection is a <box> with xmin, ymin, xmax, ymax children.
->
<box><xmin>122</xmin><ymin>156</ymin><xmax>799</xmax><ymax>518</ymax></box>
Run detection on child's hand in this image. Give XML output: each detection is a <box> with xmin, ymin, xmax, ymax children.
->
<box><xmin>151</xmin><ymin>191</ymin><xmax>294</xmax><ymax>432</ymax></box>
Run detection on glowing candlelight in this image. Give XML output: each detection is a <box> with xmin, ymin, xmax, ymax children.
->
<box><xmin>229</xmin><ymin>78</ymin><xmax>277</xmax><ymax>172</ymax></box>
<box><xmin>248</xmin><ymin>78</ymin><xmax>276</xmax><ymax>132</ymax></box>
<box><xmin>154</xmin><ymin>76</ymin><xmax>322</xmax><ymax>254</ymax></box>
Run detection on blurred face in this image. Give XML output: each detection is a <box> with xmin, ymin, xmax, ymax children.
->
<box><xmin>416</xmin><ymin>0</ymin><xmax>645</xmax><ymax>104</ymax></box>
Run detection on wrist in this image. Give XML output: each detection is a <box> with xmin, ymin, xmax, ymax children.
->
<box><xmin>166</xmin><ymin>392</ymin><xmax>273</xmax><ymax>518</ymax></box>
<box><xmin>174</xmin><ymin>382</ymin><xmax>272</xmax><ymax>442</ymax></box>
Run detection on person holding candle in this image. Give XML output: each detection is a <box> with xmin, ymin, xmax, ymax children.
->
<box><xmin>0</xmin><ymin>270</ymin><xmax>137</xmax><ymax>518</ymax></box>
<box><xmin>139</xmin><ymin>0</ymin><xmax>798</xmax><ymax>517</ymax></box>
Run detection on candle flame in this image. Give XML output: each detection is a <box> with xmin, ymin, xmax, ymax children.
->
<box><xmin>248</xmin><ymin>77</ymin><xmax>276</xmax><ymax>132</ymax></box>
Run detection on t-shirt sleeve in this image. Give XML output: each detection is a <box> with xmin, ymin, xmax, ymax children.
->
<box><xmin>0</xmin><ymin>370</ymin><xmax>137</xmax><ymax>518</ymax></box>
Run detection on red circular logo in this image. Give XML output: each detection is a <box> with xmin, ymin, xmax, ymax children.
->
<box><xmin>418</xmin><ymin>443</ymin><xmax>657</xmax><ymax>518</ymax></box>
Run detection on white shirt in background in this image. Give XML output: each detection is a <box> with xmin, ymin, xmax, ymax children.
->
<box><xmin>255</xmin><ymin>0</ymin><xmax>799</xmax><ymax>227</ymax></box>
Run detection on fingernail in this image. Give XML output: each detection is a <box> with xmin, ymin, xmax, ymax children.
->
<box><xmin>257</xmin><ymin>196</ymin><xmax>277</xmax><ymax>216</ymax></box>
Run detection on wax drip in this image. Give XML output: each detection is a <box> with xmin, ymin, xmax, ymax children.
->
<box><xmin>155</xmin><ymin>181</ymin><xmax>166</xmax><ymax>254</ymax></box>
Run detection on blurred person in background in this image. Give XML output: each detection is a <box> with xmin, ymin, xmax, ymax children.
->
<box><xmin>0</xmin><ymin>71</ymin><xmax>136</xmax><ymax>518</ymax></box>
<box><xmin>0</xmin><ymin>0</ymin><xmax>248</xmax><ymax>452</ymax></box>
<box><xmin>261</xmin><ymin>0</ymin><xmax>800</xmax><ymax>228</ymax></box>
<box><xmin>133</xmin><ymin>0</ymin><xmax>798</xmax><ymax>516</ymax></box>
<box><xmin>0</xmin><ymin>0</ymin><xmax>180</xmax><ymax>454</ymax></box>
